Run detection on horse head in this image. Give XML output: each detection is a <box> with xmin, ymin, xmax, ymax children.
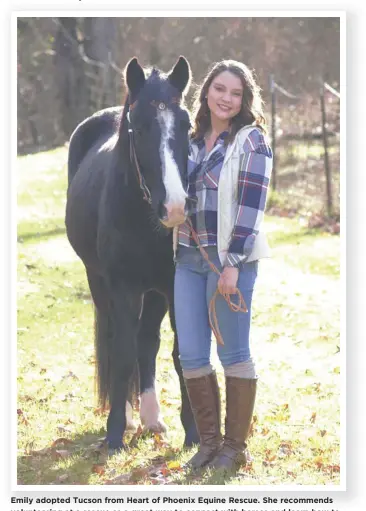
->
<box><xmin>124</xmin><ymin>56</ymin><xmax>191</xmax><ymax>229</ymax></box>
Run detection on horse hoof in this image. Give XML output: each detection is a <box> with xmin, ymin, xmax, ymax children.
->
<box><xmin>106</xmin><ymin>439</ymin><xmax>127</xmax><ymax>456</ymax></box>
<box><xmin>142</xmin><ymin>419</ymin><xmax>167</xmax><ymax>435</ymax></box>
<box><xmin>107</xmin><ymin>443</ymin><xmax>128</xmax><ymax>457</ymax></box>
<box><xmin>108</xmin><ymin>447</ymin><xmax>124</xmax><ymax>457</ymax></box>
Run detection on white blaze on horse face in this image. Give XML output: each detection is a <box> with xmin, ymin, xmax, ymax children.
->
<box><xmin>157</xmin><ymin>109</ymin><xmax>187</xmax><ymax>208</ymax></box>
<box><xmin>140</xmin><ymin>388</ymin><xmax>167</xmax><ymax>433</ymax></box>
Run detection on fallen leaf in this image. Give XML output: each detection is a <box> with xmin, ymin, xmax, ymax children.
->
<box><xmin>278</xmin><ymin>441</ymin><xmax>293</xmax><ymax>457</ymax></box>
<box><xmin>310</xmin><ymin>412</ymin><xmax>317</xmax><ymax>424</ymax></box>
<box><xmin>313</xmin><ymin>383</ymin><xmax>321</xmax><ymax>393</ymax></box>
<box><xmin>22</xmin><ymin>395</ymin><xmax>34</xmax><ymax>402</ymax></box>
<box><xmin>17</xmin><ymin>409</ymin><xmax>30</xmax><ymax>426</ymax></box>
<box><xmin>167</xmin><ymin>460</ymin><xmax>182</xmax><ymax>471</ymax></box>
<box><xmin>92</xmin><ymin>464</ymin><xmax>105</xmax><ymax>475</ymax></box>
<box><xmin>241</xmin><ymin>461</ymin><xmax>254</xmax><ymax>472</ymax></box>
<box><xmin>264</xmin><ymin>449</ymin><xmax>277</xmax><ymax>463</ymax></box>
<box><xmin>279</xmin><ymin>441</ymin><xmax>292</xmax><ymax>448</ymax></box>
<box><xmin>57</xmin><ymin>426</ymin><xmax>73</xmax><ymax>434</ymax></box>
<box><xmin>313</xmin><ymin>456</ymin><xmax>324</xmax><ymax>469</ymax></box>
<box><xmin>51</xmin><ymin>438</ymin><xmax>74</xmax><ymax>448</ymax></box>
<box><xmin>105</xmin><ymin>474</ymin><xmax>132</xmax><ymax>485</ymax></box>
<box><xmin>55</xmin><ymin>474</ymin><xmax>69</xmax><ymax>483</ymax></box>
<box><xmin>129</xmin><ymin>467</ymin><xmax>150</xmax><ymax>482</ymax></box>
<box><xmin>150</xmin><ymin>477</ymin><xmax>165</xmax><ymax>484</ymax></box>
<box><xmin>158</xmin><ymin>466</ymin><xmax>171</xmax><ymax>477</ymax></box>
<box><xmin>150</xmin><ymin>455</ymin><xmax>166</xmax><ymax>464</ymax></box>
<box><xmin>129</xmin><ymin>424</ymin><xmax>143</xmax><ymax>448</ymax></box>
<box><xmin>327</xmin><ymin>464</ymin><xmax>340</xmax><ymax>473</ymax></box>
<box><xmin>153</xmin><ymin>432</ymin><xmax>169</xmax><ymax>448</ymax></box>
<box><xmin>62</xmin><ymin>371</ymin><xmax>79</xmax><ymax>380</ymax></box>
<box><xmin>94</xmin><ymin>406</ymin><xmax>110</xmax><ymax>415</ymax></box>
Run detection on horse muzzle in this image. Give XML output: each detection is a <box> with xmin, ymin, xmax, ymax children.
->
<box><xmin>159</xmin><ymin>202</ymin><xmax>187</xmax><ymax>228</ymax></box>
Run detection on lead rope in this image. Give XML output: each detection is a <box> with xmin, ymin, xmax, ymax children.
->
<box><xmin>185</xmin><ymin>217</ymin><xmax>248</xmax><ymax>346</ymax></box>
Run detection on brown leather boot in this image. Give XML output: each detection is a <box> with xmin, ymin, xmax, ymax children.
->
<box><xmin>184</xmin><ymin>372</ymin><xmax>223</xmax><ymax>470</ymax></box>
<box><xmin>208</xmin><ymin>377</ymin><xmax>257</xmax><ymax>472</ymax></box>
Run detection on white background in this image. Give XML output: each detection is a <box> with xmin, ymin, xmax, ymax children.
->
<box><xmin>2</xmin><ymin>1</ymin><xmax>364</xmax><ymax>510</ymax></box>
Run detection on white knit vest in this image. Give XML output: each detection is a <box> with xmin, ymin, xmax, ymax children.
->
<box><xmin>173</xmin><ymin>125</ymin><xmax>272</xmax><ymax>265</ymax></box>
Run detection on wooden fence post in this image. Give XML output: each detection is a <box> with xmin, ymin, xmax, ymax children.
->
<box><xmin>320</xmin><ymin>79</ymin><xmax>332</xmax><ymax>216</ymax></box>
<box><xmin>270</xmin><ymin>74</ymin><xmax>276</xmax><ymax>190</ymax></box>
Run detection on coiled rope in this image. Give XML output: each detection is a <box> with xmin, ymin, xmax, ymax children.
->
<box><xmin>186</xmin><ymin>217</ymin><xmax>248</xmax><ymax>346</ymax></box>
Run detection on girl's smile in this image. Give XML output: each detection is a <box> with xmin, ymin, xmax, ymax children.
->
<box><xmin>207</xmin><ymin>70</ymin><xmax>243</xmax><ymax>124</ymax></box>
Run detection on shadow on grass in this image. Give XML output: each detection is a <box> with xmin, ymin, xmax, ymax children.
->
<box><xmin>17</xmin><ymin>429</ymin><xmax>108</xmax><ymax>486</ymax></box>
<box><xmin>18</xmin><ymin>227</ymin><xmax>66</xmax><ymax>243</ymax></box>
<box><xmin>172</xmin><ymin>457</ymin><xmax>256</xmax><ymax>486</ymax></box>
<box><xmin>17</xmin><ymin>430</ymin><xmax>240</xmax><ymax>486</ymax></box>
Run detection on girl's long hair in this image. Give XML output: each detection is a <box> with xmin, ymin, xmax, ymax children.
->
<box><xmin>191</xmin><ymin>60</ymin><xmax>267</xmax><ymax>144</ymax></box>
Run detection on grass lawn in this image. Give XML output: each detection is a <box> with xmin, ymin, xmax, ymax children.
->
<box><xmin>17</xmin><ymin>147</ymin><xmax>341</xmax><ymax>486</ymax></box>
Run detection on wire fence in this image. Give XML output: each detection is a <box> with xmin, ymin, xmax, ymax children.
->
<box><xmin>269</xmin><ymin>75</ymin><xmax>340</xmax><ymax>217</ymax></box>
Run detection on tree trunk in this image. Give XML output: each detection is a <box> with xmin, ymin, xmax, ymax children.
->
<box><xmin>83</xmin><ymin>18</ymin><xmax>117</xmax><ymax>109</ymax></box>
<box><xmin>53</xmin><ymin>18</ymin><xmax>87</xmax><ymax>139</ymax></box>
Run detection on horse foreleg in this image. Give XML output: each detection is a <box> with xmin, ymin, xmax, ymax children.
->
<box><xmin>137</xmin><ymin>290</ymin><xmax>167</xmax><ymax>434</ymax></box>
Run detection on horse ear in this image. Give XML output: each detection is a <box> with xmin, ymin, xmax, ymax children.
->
<box><xmin>124</xmin><ymin>57</ymin><xmax>146</xmax><ymax>98</ymax></box>
<box><xmin>168</xmin><ymin>56</ymin><xmax>191</xmax><ymax>95</ymax></box>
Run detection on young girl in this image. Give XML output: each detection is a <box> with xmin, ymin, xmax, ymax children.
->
<box><xmin>174</xmin><ymin>60</ymin><xmax>273</xmax><ymax>473</ymax></box>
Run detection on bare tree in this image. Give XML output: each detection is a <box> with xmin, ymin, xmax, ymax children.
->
<box><xmin>53</xmin><ymin>17</ymin><xmax>88</xmax><ymax>138</ymax></box>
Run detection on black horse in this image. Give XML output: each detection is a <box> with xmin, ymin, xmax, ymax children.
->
<box><xmin>65</xmin><ymin>56</ymin><xmax>198</xmax><ymax>452</ymax></box>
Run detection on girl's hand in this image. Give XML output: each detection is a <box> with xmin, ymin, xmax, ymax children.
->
<box><xmin>218</xmin><ymin>266</ymin><xmax>239</xmax><ymax>295</ymax></box>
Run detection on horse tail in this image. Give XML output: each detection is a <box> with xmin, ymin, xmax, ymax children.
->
<box><xmin>85</xmin><ymin>269</ymin><xmax>112</xmax><ymax>408</ymax></box>
<box><xmin>88</xmin><ymin>269</ymin><xmax>140</xmax><ymax>411</ymax></box>
<box><xmin>95</xmin><ymin>304</ymin><xmax>140</xmax><ymax>412</ymax></box>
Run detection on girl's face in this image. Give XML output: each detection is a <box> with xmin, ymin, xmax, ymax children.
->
<box><xmin>206</xmin><ymin>70</ymin><xmax>243</xmax><ymax>125</ymax></box>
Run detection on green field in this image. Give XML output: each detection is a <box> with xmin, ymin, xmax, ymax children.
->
<box><xmin>17</xmin><ymin>147</ymin><xmax>341</xmax><ymax>486</ymax></box>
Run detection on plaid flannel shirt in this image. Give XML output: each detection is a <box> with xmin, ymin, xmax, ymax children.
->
<box><xmin>178</xmin><ymin>128</ymin><xmax>272</xmax><ymax>267</ymax></box>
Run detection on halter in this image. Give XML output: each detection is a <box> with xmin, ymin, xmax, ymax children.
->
<box><xmin>127</xmin><ymin>97</ymin><xmax>181</xmax><ymax>205</ymax></box>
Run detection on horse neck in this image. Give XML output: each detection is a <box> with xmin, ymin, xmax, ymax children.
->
<box><xmin>117</xmin><ymin>97</ymin><xmax>131</xmax><ymax>149</ymax></box>
<box><xmin>112</xmin><ymin>96</ymin><xmax>147</xmax><ymax>208</ymax></box>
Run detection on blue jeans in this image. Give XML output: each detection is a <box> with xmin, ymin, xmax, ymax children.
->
<box><xmin>174</xmin><ymin>245</ymin><xmax>258</xmax><ymax>371</ymax></box>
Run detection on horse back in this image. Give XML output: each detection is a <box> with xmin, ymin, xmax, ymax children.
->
<box><xmin>67</xmin><ymin>107</ymin><xmax>122</xmax><ymax>187</ymax></box>
<box><xmin>66</xmin><ymin>107</ymin><xmax>123</xmax><ymax>270</ymax></box>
